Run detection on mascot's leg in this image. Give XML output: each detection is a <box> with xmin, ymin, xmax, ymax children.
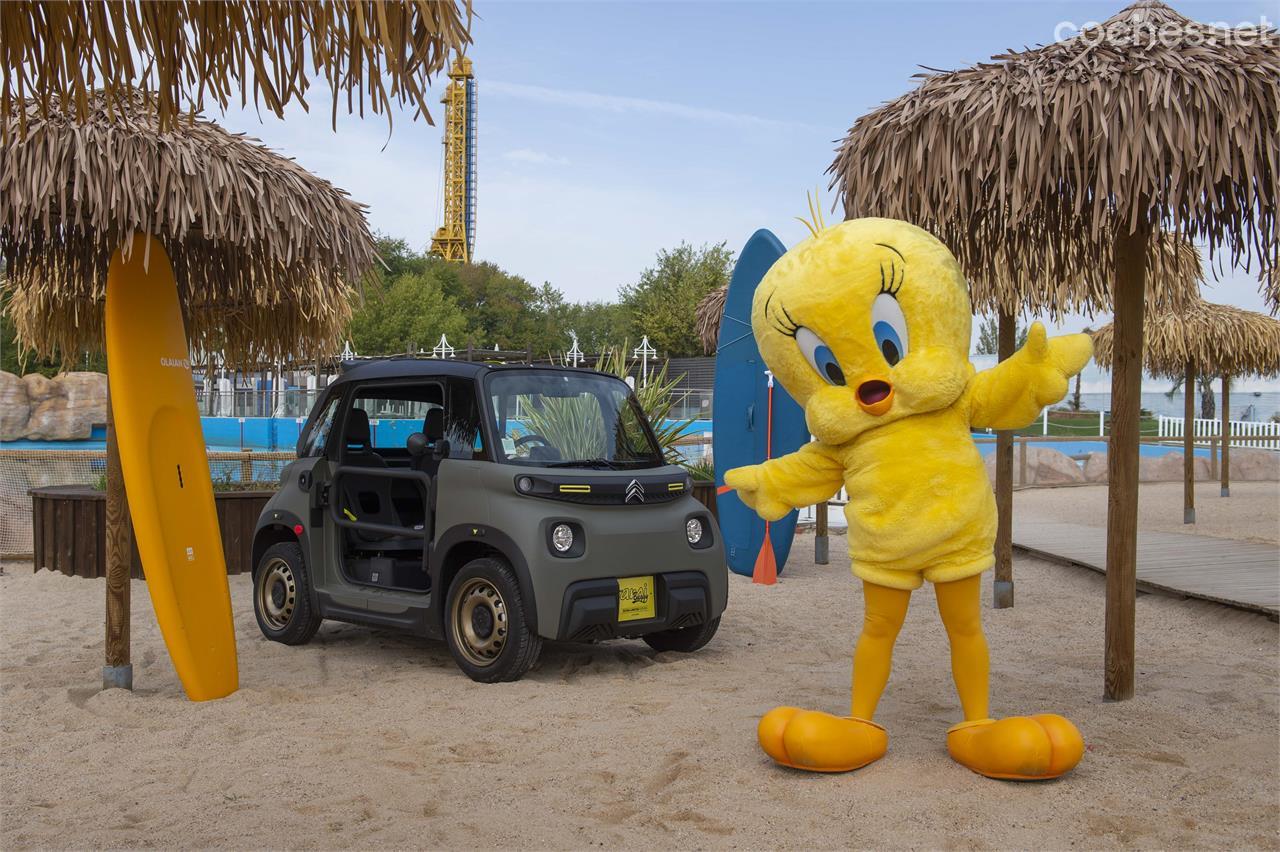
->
<box><xmin>935</xmin><ymin>575</ymin><xmax>1084</xmax><ymax>780</ymax></box>
<box><xmin>851</xmin><ymin>581</ymin><xmax>911</xmax><ymax>719</ymax></box>
<box><xmin>757</xmin><ymin>581</ymin><xmax>905</xmax><ymax>772</ymax></box>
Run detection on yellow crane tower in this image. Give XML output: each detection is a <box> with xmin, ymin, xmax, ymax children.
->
<box><xmin>429</xmin><ymin>56</ymin><xmax>477</xmax><ymax>263</ymax></box>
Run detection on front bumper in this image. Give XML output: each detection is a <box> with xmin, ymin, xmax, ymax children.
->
<box><xmin>557</xmin><ymin>571</ymin><xmax>713</xmax><ymax>641</ymax></box>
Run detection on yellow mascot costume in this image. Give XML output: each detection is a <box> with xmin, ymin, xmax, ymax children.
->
<box><xmin>728</xmin><ymin>217</ymin><xmax>1091</xmax><ymax>780</ymax></box>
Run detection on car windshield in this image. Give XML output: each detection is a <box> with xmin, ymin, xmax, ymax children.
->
<box><xmin>486</xmin><ymin>371</ymin><xmax>664</xmax><ymax>468</ymax></box>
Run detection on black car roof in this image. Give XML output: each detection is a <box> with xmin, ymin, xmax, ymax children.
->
<box><xmin>331</xmin><ymin>357</ymin><xmax>617</xmax><ymax>385</ymax></box>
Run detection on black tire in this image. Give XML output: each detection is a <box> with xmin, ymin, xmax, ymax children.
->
<box><xmin>642</xmin><ymin>616</ymin><xmax>721</xmax><ymax>654</ymax></box>
<box><xmin>253</xmin><ymin>542</ymin><xmax>322</xmax><ymax>646</ymax></box>
<box><xmin>444</xmin><ymin>557</ymin><xmax>541</xmax><ymax>683</ymax></box>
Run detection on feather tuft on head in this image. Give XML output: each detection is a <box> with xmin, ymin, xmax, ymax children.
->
<box><xmin>795</xmin><ymin>188</ymin><xmax>829</xmax><ymax>238</ymax></box>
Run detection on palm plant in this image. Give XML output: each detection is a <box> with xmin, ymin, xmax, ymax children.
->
<box><xmin>597</xmin><ymin>345</ymin><xmax>693</xmax><ymax>464</ymax></box>
<box><xmin>1164</xmin><ymin>373</ymin><xmax>1217</xmax><ymax>420</ymax></box>
<box><xmin>534</xmin><ymin>343</ymin><xmax>693</xmax><ymax>464</ymax></box>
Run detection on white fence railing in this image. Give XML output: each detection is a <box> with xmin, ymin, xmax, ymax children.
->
<box><xmin>1157</xmin><ymin>415</ymin><xmax>1280</xmax><ymax>449</ymax></box>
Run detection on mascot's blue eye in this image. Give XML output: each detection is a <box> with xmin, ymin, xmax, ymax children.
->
<box><xmin>795</xmin><ymin>327</ymin><xmax>846</xmax><ymax>386</ymax></box>
<box><xmin>871</xmin><ymin>293</ymin><xmax>909</xmax><ymax>367</ymax></box>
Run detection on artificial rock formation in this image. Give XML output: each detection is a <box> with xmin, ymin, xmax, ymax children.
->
<box><xmin>985</xmin><ymin>446</ymin><xmax>1085</xmax><ymax>487</ymax></box>
<box><xmin>0</xmin><ymin>371</ymin><xmax>107</xmax><ymax>441</ymax></box>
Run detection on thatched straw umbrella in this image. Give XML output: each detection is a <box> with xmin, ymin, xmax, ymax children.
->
<box><xmin>829</xmin><ymin>0</ymin><xmax>1278</xmax><ymax>699</ymax></box>
<box><xmin>2</xmin><ymin>93</ymin><xmax>370</xmax><ymax>362</ymax></box>
<box><xmin>1</xmin><ymin>0</ymin><xmax>472</xmax><ymax>133</ymax></box>
<box><xmin>696</xmin><ymin>285</ymin><xmax>727</xmax><ymax>355</ymax></box>
<box><xmin>969</xmin><ymin>233</ymin><xmax>1203</xmax><ymax>612</ymax></box>
<box><xmin>1263</xmin><ymin>267</ymin><xmax>1280</xmax><ymax>315</ymax></box>
<box><xmin>0</xmin><ymin>92</ymin><xmax>377</xmax><ymax>691</ymax></box>
<box><xmin>1092</xmin><ymin>300</ymin><xmax>1280</xmax><ymax>513</ymax></box>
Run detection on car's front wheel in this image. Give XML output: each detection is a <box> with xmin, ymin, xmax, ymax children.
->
<box><xmin>254</xmin><ymin>541</ymin><xmax>322</xmax><ymax>645</ymax></box>
<box><xmin>642</xmin><ymin>616</ymin><xmax>720</xmax><ymax>653</ymax></box>
<box><xmin>444</xmin><ymin>557</ymin><xmax>541</xmax><ymax>682</ymax></box>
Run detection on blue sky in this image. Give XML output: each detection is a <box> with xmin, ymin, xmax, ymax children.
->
<box><xmin>214</xmin><ymin>0</ymin><xmax>1277</xmax><ymax>350</ymax></box>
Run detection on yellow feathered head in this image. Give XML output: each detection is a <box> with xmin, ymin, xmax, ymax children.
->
<box><xmin>753</xmin><ymin>217</ymin><xmax>974</xmax><ymax>445</ymax></box>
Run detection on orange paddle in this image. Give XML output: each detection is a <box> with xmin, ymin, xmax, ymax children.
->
<box><xmin>753</xmin><ymin>372</ymin><xmax>779</xmax><ymax>585</ymax></box>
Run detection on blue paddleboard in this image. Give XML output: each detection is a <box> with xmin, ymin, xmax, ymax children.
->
<box><xmin>712</xmin><ymin>230</ymin><xmax>809</xmax><ymax>577</ymax></box>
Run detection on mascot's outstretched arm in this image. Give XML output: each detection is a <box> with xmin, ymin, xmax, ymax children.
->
<box><xmin>725</xmin><ymin>442</ymin><xmax>845</xmax><ymax>521</ymax></box>
<box><xmin>968</xmin><ymin>322</ymin><xmax>1094</xmax><ymax>430</ymax></box>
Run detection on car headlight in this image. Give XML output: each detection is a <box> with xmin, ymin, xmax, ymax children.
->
<box><xmin>686</xmin><ymin>518</ymin><xmax>704</xmax><ymax>545</ymax></box>
<box><xmin>551</xmin><ymin>523</ymin><xmax>575</xmax><ymax>553</ymax></box>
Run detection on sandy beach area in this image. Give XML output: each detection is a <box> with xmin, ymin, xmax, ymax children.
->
<box><xmin>1015</xmin><ymin>481</ymin><xmax>1280</xmax><ymax>545</ymax></box>
<box><xmin>2</xmin><ymin>534</ymin><xmax>1278</xmax><ymax>849</ymax></box>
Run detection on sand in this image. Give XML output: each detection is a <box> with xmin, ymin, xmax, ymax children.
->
<box><xmin>1015</xmin><ymin>481</ymin><xmax>1280</xmax><ymax>545</ymax></box>
<box><xmin>2</xmin><ymin>537</ymin><xmax>1278</xmax><ymax>849</ymax></box>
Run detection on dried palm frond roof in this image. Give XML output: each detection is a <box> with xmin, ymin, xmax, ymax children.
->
<box><xmin>1092</xmin><ymin>300</ymin><xmax>1280</xmax><ymax>379</ymax></box>
<box><xmin>0</xmin><ymin>92</ymin><xmax>375</xmax><ymax>365</ymax></box>
<box><xmin>695</xmin><ymin>284</ymin><xmax>727</xmax><ymax>354</ymax></box>
<box><xmin>968</xmin><ymin>231</ymin><xmax>1204</xmax><ymax>320</ymax></box>
<box><xmin>1263</xmin><ymin>266</ymin><xmax>1280</xmax><ymax>315</ymax></box>
<box><xmin>1</xmin><ymin>0</ymin><xmax>472</xmax><ymax>135</ymax></box>
<box><xmin>830</xmin><ymin>0</ymin><xmax>1278</xmax><ymax>315</ymax></box>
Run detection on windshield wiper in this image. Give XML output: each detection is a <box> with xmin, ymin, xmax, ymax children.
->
<box><xmin>545</xmin><ymin>457</ymin><xmax>657</xmax><ymax>469</ymax></box>
<box><xmin>545</xmin><ymin>458</ymin><xmax>624</xmax><ymax>469</ymax></box>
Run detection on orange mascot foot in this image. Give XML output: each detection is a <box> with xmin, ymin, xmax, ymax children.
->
<box><xmin>757</xmin><ymin>706</ymin><xmax>888</xmax><ymax>772</ymax></box>
<box><xmin>946</xmin><ymin>714</ymin><xmax>1084</xmax><ymax>780</ymax></box>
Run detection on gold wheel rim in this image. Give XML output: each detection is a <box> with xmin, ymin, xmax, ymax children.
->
<box><xmin>257</xmin><ymin>557</ymin><xmax>297</xmax><ymax>631</ymax></box>
<box><xmin>451</xmin><ymin>577</ymin><xmax>509</xmax><ymax>667</ymax></box>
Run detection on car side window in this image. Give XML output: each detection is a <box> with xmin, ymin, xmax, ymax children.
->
<box><xmin>302</xmin><ymin>395</ymin><xmax>342</xmax><ymax>457</ymax></box>
<box><xmin>351</xmin><ymin>383</ymin><xmax>445</xmax><ymax>450</ymax></box>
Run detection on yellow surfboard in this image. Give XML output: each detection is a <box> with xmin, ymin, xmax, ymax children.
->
<box><xmin>105</xmin><ymin>233</ymin><xmax>238</xmax><ymax>701</ymax></box>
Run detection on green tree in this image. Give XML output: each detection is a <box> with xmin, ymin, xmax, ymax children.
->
<box><xmin>619</xmin><ymin>242</ymin><xmax>734</xmax><ymax>357</ymax></box>
<box><xmin>359</xmin><ymin>239</ymin><xmax>580</xmax><ymax>357</ymax></box>
<box><xmin>974</xmin><ymin>316</ymin><xmax>1029</xmax><ymax>356</ymax></box>
<box><xmin>439</xmin><ymin>262</ymin><xmax>566</xmax><ymax>353</ymax></box>
<box><xmin>348</xmin><ymin>271</ymin><xmax>470</xmax><ymax>355</ymax></box>
<box><xmin>560</xmin><ymin>301</ymin><xmax>629</xmax><ymax>354</ymax></box>
<box><xmin>373</xmin><ymin>234</ymin><xmax>432</xmax><ymax>282</ymax></box>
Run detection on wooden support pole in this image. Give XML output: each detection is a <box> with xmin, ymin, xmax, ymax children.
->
<box><xmin>1183</xmin><ymin>361</ymin><xmax>1196</xmax><ymax>524</ymax></box>
<box><xmin>1221</xmin><ymin>375</ymin><xmax>1231</xmax><ymax>497</ymax></box>
<box><xmin>1104</xmin><ymin>219</ymin><xmax>1149</xmax><ymax>701</ymax></box>
<box><xmin>814</xmin><ymin>501</ymin><xmax>829</xmax><ymax>565</ymax></box>
<box><xmin>103</xmin><ymin>387</ymin><xmax>133</xmax><ymax>690</ymax></box>
<box><xmin>993</xmin><ymin>309</ymin><xmax>1017</xmax><ymax>609</ymax></box>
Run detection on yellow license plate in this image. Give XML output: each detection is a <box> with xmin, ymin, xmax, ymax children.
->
<box><xmin>617</xmin><ymin>576</ymin><xmax>655</xmax><ymax>622</ymax></box>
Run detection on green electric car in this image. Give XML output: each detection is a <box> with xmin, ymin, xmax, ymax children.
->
<box><xmin>250</xmin><ymin>358</ymin><xmax>727</xmax><ymax>682</ymax></box>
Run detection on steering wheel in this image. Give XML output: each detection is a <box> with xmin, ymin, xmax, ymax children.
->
<box><xmin>514</xmin><ymin>433</ymin><xmax>551</xmax><ymax>451</ymax></box>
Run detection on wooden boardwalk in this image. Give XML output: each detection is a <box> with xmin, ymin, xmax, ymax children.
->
<box><xmin>1013</xmin><ymin>520</ymin><xmax>1280</xmax><ymax>619</ymax></box>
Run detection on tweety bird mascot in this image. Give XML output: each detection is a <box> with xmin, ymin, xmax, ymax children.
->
<box><xmin>727</xmin><ymin>218</ymin><xmax>1092</xmax><ymax>780</ymax></box>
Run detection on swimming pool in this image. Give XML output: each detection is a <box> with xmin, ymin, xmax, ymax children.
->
<box><xmin>969</xmin><ymin>438</ymin><xmax>1214</xmax><ymax>459</ymax></box>
<box><xmin>0</xmin><ymin>417</ymin><xmax>716</xmax><ymax>453</ymax></box>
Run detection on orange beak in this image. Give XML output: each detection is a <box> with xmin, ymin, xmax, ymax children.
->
<box><xmin>856</xmin><ymin>379</ymin><xmax>894</xmax><ymax>416</ymax></box>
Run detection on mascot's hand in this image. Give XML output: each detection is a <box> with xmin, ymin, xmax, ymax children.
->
<box><xmin>1016</xmin><ymin>322</ymin><xmax>1094</xmax><ymax>409</ymax></box>
<box><xmin>724</xmin><ymin>464</ymin><xmax>792</xmax><ymax>522</ymax></box>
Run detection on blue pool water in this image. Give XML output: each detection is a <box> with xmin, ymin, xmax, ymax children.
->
<box><xmin>969</xmin><ymin>438</ymin><xmax>1213</xmax><ymax>459</ymax></box>
<box><xmin>0</xmin><ymin>417</ymin><xmax>716</xmax><ymax>453</ymax></box>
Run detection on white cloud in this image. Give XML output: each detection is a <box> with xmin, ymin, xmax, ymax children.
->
<box><xmin>485</xmin><ymin>80</ymin><xmax>810</xmax><ymax>130</ymax></box>
<box><xmin>501</xmin><ymin>148</ymin><xmax>570</xmax><ymax>166</ymax></box>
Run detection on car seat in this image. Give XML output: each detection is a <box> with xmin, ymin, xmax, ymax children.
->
<box><xmin>340</xmin><ymin>408</ymin><xmax>420</xmax><ymax>552</ymax></box>
<box><xmin>421</xmin><ymin>407</ymin><xmax>446</xmax><ymax>476</ymax></box>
